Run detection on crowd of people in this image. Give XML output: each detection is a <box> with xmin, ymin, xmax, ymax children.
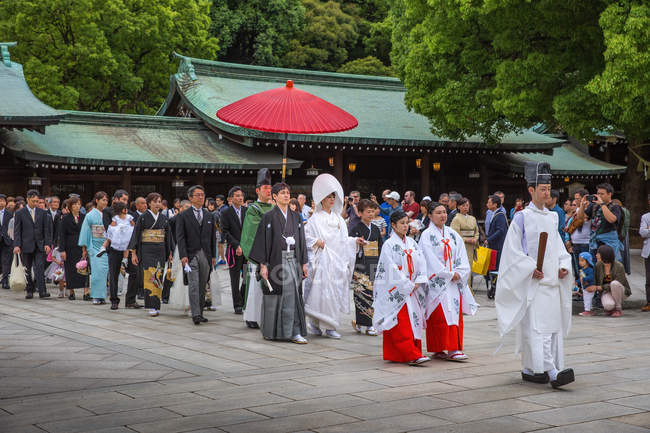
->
<box><xmin>0</xmin><ymin>161</ymin><xmax>647</xmax><ymax>388</ymax></box>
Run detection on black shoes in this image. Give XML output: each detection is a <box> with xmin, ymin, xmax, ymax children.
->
<box><xmin>110</xmin><ymin>301</ymin><xmax>119</xmax><ymax>310</ymax></box>
<box><xmin>522</xmin><ymin>371</ymin><xmax>549</xmax><ymax>384</ymax></box>
<box><xmin>551</xmin><ymin>369</ymin><xmax>575</xmax><ymax>389</ymax></box>
<box><xmin>69</xmin><ymin>291</ymin><xmax>76</xmax><ymax>300</ymax></box>
<box><xmin>199</xmin><ymin>316</ymin><xmax>208</xmax><ymax>323</ymax></box>
<box><xmin>125</xmin><ymin>303</ymin><xmax>143</xmax><ymax>309</ymax></box>
<box><xmin>25</xmin><ymin>292</ymin><xmax>34</xmax><ymax>299</ymax></box>
<box><xmin>83</xmin><ymin>293</ymin><xmax>91</xmax><ymax>301</ymax></box>
<box><xmin>162</xmin><ymin>299</ymin><xmax>169</xmax><ymax>304</ymax></box>
<box><xmin>246</xmin><ymin>321</ymin><xmax>260</xmax><ymax>329</ymax></box>
<box><xmin>234</xmin><ymin>307</ymin><xmax>243</xmax><ymax>315</ymax></box>
<box><xmin>39</xmin><ymin>292</ymin><xmax>51</xmax><ymax>299</ymax></box>
<box><xmin>192</xmin><ymin>315</ymin><xmax>202</xmax><ymax>325</ymax></box>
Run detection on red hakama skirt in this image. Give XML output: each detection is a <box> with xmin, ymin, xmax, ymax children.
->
<box><xmin>426</xmin><ymin>304</ymin><xmax>463</xmax><ymax>353</ymax></box>
<box><xmin>383</xmin><ymin>304</ymin><xmax>423</xmax><ymax>362</ymax></box>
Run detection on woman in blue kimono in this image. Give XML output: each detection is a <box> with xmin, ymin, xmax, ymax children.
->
<box><xmin>79</xmin><ymin>191</ymin><xmax>110</xmax><ymax>304</ymax></box>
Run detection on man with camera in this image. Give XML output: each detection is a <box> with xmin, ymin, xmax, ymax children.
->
<box><xmin>577</xmin><ymin>183</ymin><xmax>623</xmax><ymax>261</ymax></box>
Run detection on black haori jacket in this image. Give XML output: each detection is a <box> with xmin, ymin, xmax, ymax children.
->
<box><xmin>249</xmin><ymin>206</ymin><xmax>308</xmax><ymax>294</ymax></box>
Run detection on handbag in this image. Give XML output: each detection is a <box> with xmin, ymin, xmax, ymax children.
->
<box><xmin>472</xmin><ymin>246</ymin><xmax>493</xmax><ymax>276</ymax></box>
<box><xmin>9</xmin><ymin>254</ymin><xmax>27</xmax><ymax>292</ymax></box>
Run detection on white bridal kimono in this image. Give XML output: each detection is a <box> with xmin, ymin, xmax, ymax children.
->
<box><xmin>496</xmin><ymin>203</ymin><xmax>573</xmax><ymax>374</ymax></box>
<box><xmin>372</xmin><ymin>232</ymin><xmax>428</xmax><ymax>339</ymax></box>
<box><xmin>303</xmin><ymin>174</ymin><xmax>357</xmax><ymax>330</ymax></box>
<box><xmin>419</xmin><ymin>224</ymin><xmax>478</xmax><ymax>324</ymax></box>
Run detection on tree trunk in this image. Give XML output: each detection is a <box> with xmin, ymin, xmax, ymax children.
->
<box><xmin>623</xmin><ymin>140</ymin><xmax>648</xmax><ymax>229</ymax></box>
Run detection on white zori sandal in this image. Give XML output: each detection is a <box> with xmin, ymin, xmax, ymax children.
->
<box><xmin>446</xmin><ymin>351</ymin><xmax>468</xmax><ymax>362</ymax></box>
<box><xmin>408</xmin><ymin>356</ymin><xmax>431</xmax><ymax>366</ymax></box>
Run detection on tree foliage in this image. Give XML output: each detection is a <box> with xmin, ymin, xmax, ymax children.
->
<box><xmin>0</xmin><ymin>0</ymin><xmax>218</xmax><ymax>113</ymax></box>
<box><xmin>338</xmin><ymin>55</ymin><xmax>392</xmax><ymax>76</ymax></box>
<box><xmin>283</xmin><ymin>0</ymin><xmax>359</xmax><ymax>71</ymax></box>
<box><xmin>209</xmin><ymin>0</ymin><xmax>304</xmax><ymax>67</ymax></box>
<box><xmin>390</xmin><ymin>0</ymin><xmax>649</xmax><ymax>220</ymax></box>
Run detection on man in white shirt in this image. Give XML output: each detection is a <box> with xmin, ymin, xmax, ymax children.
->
<box><xmin>298</xmin><ymin>194</ymin><xmax>311</xmax><ymax>220</ymax></box>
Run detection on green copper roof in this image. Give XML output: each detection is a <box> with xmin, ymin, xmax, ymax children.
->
<box><xmin>505</xmin><ymin>143</ymin><xmax>626</xmax><ymax>175</ymax></box>
<box><xmin>0</xmin><ymin>42</ymin><xmax>63</xmax><ymax>132</ymax></box>
<box><xmin>161</xmin><ymin>54</ymin><xmax>565</xmax><ymax>151</ymax></box>
<box><xmin>0</xmin><ymin>111</ymin><xmax>301</xmax><ymax>169</ymax></box>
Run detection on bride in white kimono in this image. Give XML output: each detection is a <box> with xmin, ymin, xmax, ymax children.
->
<box><xmin>303</xmin><ymin>174</ymin><xmax>363</xmax><ymax>339</ymax></box>
<box><xmin>419</xmin><ymin>202</ymin><xmax>478</xmax><ymax>361</ymax></box>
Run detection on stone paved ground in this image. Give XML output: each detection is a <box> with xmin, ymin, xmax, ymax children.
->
<box><xmin>0</xmin><ymin>251</ymin><xmax>649</xmax><ymax>433</ymax></box>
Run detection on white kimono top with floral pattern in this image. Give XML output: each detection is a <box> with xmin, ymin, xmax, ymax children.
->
<box><xmin>372</xmin><ymin>232</ymin><xmax>428</xmax><ymax>339</ymax></box>
<box><xmin>419</xmin><ymin>224</ymin><xmax>479</xmax><ymax>326</ymax></box>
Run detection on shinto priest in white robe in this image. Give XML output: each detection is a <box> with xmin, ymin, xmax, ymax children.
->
<box><xmin>372</xmin><ymin>232</ymin><xmax>428</xmax><ymax>340</ymax></box>
<box><xmin>496</xmin><ymin>203</ymin><xmax>573</xmax><ymax>374</ymax></box>
<box><xmin>419</xmin><ymin>224</ymin><xmax>478</xmax><ymax>327</ymax></box>
<box><xmin>303</xmin><ymin>174</ymin><xmax>358</xmax><ymax>330</ymax></box>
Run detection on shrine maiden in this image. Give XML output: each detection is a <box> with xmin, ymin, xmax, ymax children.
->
<box><xmin>496</xmin><ymin>162</ymin><xmax>575</xmax><ymax>388</ymax></box>
<box><xmin>373</xmin><ymin>210</ymin><xmax>430</xmax><ymax>365</ymax></box>
<box><xmin>420</xmin><ymin>202</ymin><xmax>478</xmax><ymax>361</ymax></box>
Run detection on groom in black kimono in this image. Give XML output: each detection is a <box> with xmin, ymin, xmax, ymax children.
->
<box><xmin>249</xmin><ymin>182</ymin><xmax>309</xmax><ymax>343</ymax></box>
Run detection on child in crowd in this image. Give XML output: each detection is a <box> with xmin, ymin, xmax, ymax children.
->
<box><xmin>45</xmin><ymin>247</ymin><xmax>66</xmax><ymax>297</ymax></box>
<box><xmin>578</xmin><ymin>252</ymin><xmax>596</xmax><ymax>316</ymax></box>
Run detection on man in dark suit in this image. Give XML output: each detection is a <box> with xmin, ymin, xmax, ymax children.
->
<box><xmin>177</xmin><ymin>185</ymin><xmax>217</xmax><ymax>324</ymax></box>
<box><xmin>221</xmin><ymin>186</ymin><xmax>247</xmax><ymax>314</ymax></box>
<box><xmin>13</xmin><ymin>190</ymin><xmax>52</xmax><ymax>298</ymax></box>
<box><xmin>46</xmin><ymin>196</ymin><xmax>62</xmax><ymax>249</ymax></box>
<box><xmin>0</xmin><ymin>194</ymin><xmax>13</xmax><ymax>289</ymax></box>
<box><xmin>485</xmin><ymin>194</ymin><xmax>508</xmax><ymax>299</ymax></box>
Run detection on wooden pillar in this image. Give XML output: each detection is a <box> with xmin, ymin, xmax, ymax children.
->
<box><xmin>195</xmin><ymin>173</ymin><xmax>205</xmax><ymax>187</ymax></box>
<box><xmin>420</xmin><ymin>154</ymin><xmax>430</xmax><ymax>197</ymax></box>
<box><xmin>38</xmin><ymin>168</ymin><xmax>51</xmax><ymax>196</ymax></box>
<box><xmin>401</xmin><ymin>157</ymin><xmax>407</xmax><ymax>190</ymax></box>
<box><xmin>121</xmin><ymin>171</ymin><xmax>132</xmax><ymax>194</ymax></box>
<box><xmin>334</xmin><ymin>150</ymin><xmax>343</xmax><ymax>181</ymax></box>
<box><xmin>480</xmin><ymin>163</ymin><xmax>490</xmax><ymax>220</ymax></box>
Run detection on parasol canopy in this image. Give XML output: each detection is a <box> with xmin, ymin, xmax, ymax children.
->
<box><xmin>216</xmin><ymin>80</ymin><xmax>358</xmax><ymax>134</ymax></box>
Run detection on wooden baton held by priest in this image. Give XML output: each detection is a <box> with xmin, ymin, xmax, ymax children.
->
<box><xmin>536</xmin><ymin>232</ymin><xmax>548</xmax><ymax>272</ymax></box>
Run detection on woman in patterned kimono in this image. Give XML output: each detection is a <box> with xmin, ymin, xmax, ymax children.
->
<box><xmin>420</xmin><ymin>202</ymin><xmax>479</xmax><ymax>362</ymax></box>
<box><xmin>450</xmin><ymin>197</ymin><xmax>479</xmax><ymax>289</ymax></box>
<box><xmin>373</xmin><ymin>210</ymin><xmax>430</xmax><ymax>365</ymax></box>
<box><xmin>129</xmin><ymin>193</ymin><xmax>170</xmax><ymax>317</ymax></box>
<box><xmin>349</xmin><ymin>199</ymin><xmax>383</xmax><ymax>336</ymax></box>
<box><xmin>78</xmin><ymin>191</ymin><xmax>110</xmax><ymax>305</ymax></box>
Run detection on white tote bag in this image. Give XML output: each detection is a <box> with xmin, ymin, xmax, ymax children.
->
<box><xmin>9</xmin><ymin>254</ymin><xmax>27</xmax><ymax>292</ymax></box>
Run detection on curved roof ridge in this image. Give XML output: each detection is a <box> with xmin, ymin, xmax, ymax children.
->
<box><xmin>172</xmin><ymin>52</ymin><xmax>404</xmax><ymax>91</ymax></box>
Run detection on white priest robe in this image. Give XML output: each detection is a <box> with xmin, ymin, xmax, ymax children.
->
<box><xmin>419</xmin><ymin>224</ymin><xmax>478</xmax><ymax>324</ymax></box>
<box><xmin>372</xmin><ymin>232</ymin><xmax>428</xmax><ymax>339</ymax></box>
<box><xmin>496</xmin><ymin>203</ymin><xmax>573</xmax><ymax>374</ymax></box>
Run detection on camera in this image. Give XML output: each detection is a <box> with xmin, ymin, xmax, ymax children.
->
<box><xmin>586</xmin><ymin>194</ymin><xmax>597</xmax><ymax>203</ymax></box>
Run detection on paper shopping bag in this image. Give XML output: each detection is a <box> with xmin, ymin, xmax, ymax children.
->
<box><xmin>472</xmin><ymin>246</ymin><xmax>492</xmax><ymax>275</ymax></box>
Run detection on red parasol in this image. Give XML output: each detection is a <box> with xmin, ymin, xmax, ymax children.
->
<box><xmin>217</xmin><ymin>80</ymin><xmax>358</xmax><ymax>180</ymax></box>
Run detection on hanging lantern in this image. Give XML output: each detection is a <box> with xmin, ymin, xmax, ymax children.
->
<box><xmin>348</xmin><ymin>162</ymin><xmax>357</xmax><ymax>173</ymax></box>
<box><xmin>564</xmin><ymin>176</ymin><xmax>570</xmax><ymax>183</ymax></box>
<box><xmin>415</xmin><ymin>158</ymin><xmax>422</xmax><ymax>169</ymax></box>
<box><xmin>328</xmin><ymin>156</ymin><xmax>335</xmax><ymax>167</ymax></box>
<box><xmin>432</xmin><ymin>162</ymin><xmax>441</xmax><ymax>172</ymax></box>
